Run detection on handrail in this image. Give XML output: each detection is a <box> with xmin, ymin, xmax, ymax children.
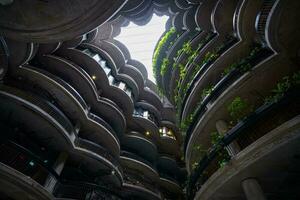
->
<box><xmin>1</xmin><ymin>140</ymin><xmax>60</xmax><ymax>180</ymax></box>
<box><xmin>179</xmin><ymin>36</ymin><xmax>238</xmax><ymax>119</ymax></box>
<box><xmin>89</xmin><ymin>113</ymin><xmax>117</xmax><ymax>138</ymax></box>
<box><xmin>77</xmin><ymin>138</ymin><xmax>120</xmax><ymax>168</ymax></box>
<box><xmin>1</xmin><ymin>85</ymin><xmax>75</xmax><ymax>136</ymax></box>
<box><xmin>29</xmin><ymin>66</ymin><xmax>88</xmax><ymax>110</ymax></box>
<box><xmin>159</xmin><ymin>172</ymin><xmax>180</xmax><ymax>186</ymax></box>
<box><xmin>55</xmin><ymin>180</ymin><xmax>123</xmax><ymax>199</ymax></box>
<box><xmin>232</xmin><ymin>0</ymin><xmax>243</xmax><ymax>36</ymax></box>
<box><xmin>187</xmin><ymin>90</ymin><xmax>298</xmax><ymax>199</ymax></box>
<box><xmin>255</xmin><ymin>0</ymin><xmax>276</xmax><ymax>44</ymax></box>
<box><xmin>121</xmin><ymin>151</ymin><xmax>156</xmax><ymax>171</ymax></box>
<box><xmin>183</xmin><ymin>47</ymin><xmax>273</xmax><ymax>153</ymax></box>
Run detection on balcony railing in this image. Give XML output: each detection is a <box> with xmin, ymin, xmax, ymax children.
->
<box><xmin>0</xmin><ymin>140</ymin><xmax>122</xmax><ymax>199</ymax></box>
<box><xmin>187</xmin><ymin>88</ymin><xmax>300</xmax><ymax>199</ymax></box>
<box><xmin>121</xmin><ymin>151</ymin><xmax>156</xmax><ymax>172</ymax></box>
<box><xmin>255</xmin><ymin>0</ymin><xmax>276</xmax><ymax>44</ymax></box>
<box><xmin>183</xmin><ymin>47</ymin><xmax>273</xmax><ymax>152</ymax></box>
<box><xmin>82</xmin><ymin>48</ymin><xmax>134</xmax><ymax>100</ymax></box>
<box><xmin>123</xmin><ymin>171</ymin><xmax>160</xmax><ymax>195</ymax></box>
<box><xmin>179</xmin><ymin>36</ymin><xmax>238</xmax><ymax>117</ymax></box>
<box><xmin>159</xmin><ymin>127</ymin><xmax>176</xmax><ymax>140</ymax></box>
<box><xmin>0</xmin><ymin>140</ymin><xmax>59</xmax><ymax>186</ymax></box>
<box><xmin>2</xmin><ymin>85</ymin><xmax>75</xmax><ymax>136</ymax></box>
<box><xmin>54</xmin><ymin>181</ymin><xmax>122</xmax><ymax>200</ymax></box>
<box><xmin>233</xmin><ymin>0</ymin><xmax>243</xmax><ymax>36</ymax></box>
<box><xmin>89</xmin><ymin>113</ymin><xmax>118</xmax><ymax>139</ymax></box>
<box><xmin>77</xmin><ymin>139</ymin><xmax>122</xmax><ymax>175</ymax></box>
<box><xmin>159</xmin><ymin>172</ymin><xmax>181</xmax><ymax>186</ymax></box>
<box><xmin>133</xmin><ymin>107</ymin><xmax>158</xmax><ymax>126</ymax></box>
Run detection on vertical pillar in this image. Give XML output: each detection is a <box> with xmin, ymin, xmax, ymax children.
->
<box><xmin>216</xmin><ymin>120</ymin><xmax>240</xmax><ymax>156</ymax></box>
<box><xmin>44</xmin><ymin>152</ymin><xmax>68</xmax><ymax>192</ymax></box>
<box><xmin>242</xmin><ymin>178</ymin><xmax>267</xmax><ymax>200</ymax></box>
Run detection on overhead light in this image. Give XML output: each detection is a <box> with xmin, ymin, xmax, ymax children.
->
<box><xmin>146</xmin><ymin>131</ymin><xmax>150</xmax><ymax>136</ymax></box>
<box><xmin>111</xmin><ymin>170</ymin><xmax>115</xmax><ymax>175</ymax></box>
<box><xmin>92</xmin><ymin>75</ymin><xmax>97</xmax><ymax>80</ymax></box>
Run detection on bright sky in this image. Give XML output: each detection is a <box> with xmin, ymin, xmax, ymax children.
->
<box><xmin>115</xmin><ymin>14</ymin><xmax>169</xmax><ymax>83</ymax></box>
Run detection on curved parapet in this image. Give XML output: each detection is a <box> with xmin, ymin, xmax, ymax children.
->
<box><xmin>0</xmin><ymin>0</ymin><xmax>126</xmax><ymax>42</ymax></box>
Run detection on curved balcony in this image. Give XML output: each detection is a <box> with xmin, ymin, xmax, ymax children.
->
<box><xmin>56</xmin><ymin>47</ymin><xmax>134</xmax><ymax>119</ymax></box>
<box><xmin>152</xmin><ymin>27</ymin><xmax>179</xmax><ymax>89</ymax></box>
<box><xmin>159</xmin><ymin>173</ymin><xmax>182</xmax><ymax>197</ymax></box>
<box><xmin>157</xmin><ymin>156</ymin><xmax>182</xmax><ymax>182</ymax></box>
<box><xmin>158</xmin><ymin>127</ymin><xmax>180</xmax><ymax>157</ymax></box>
<box><xmin>195</xmin><ymin>0</ymin><xmax>218</xmax><ymax>31</ymax></box>
<box><xmin>183</xmin><ymin>46</ymin><xmax>273</xmax><ymax>153</ymax></box>
<box><xmin>0</xmin><ymin>141</ymin><xmax>56</xmax><ymax>200</ymax></box>
<box><xmin>194</xmin><ymin>116</ymin><xmax>300</xmax><ymax>200</ymax></box>
<box><xmin>140</xmin><ymin>87</ymin><xmax>164</xmax><ymax>112</ymax></box>
<box><xmin>132</xmin><ymin>107</ymin><xmax>160</xmax><ymax>140</ymax></box>
<box><xmin>7</xmin><ymin>66</ymin><xmax>122</xmax><ymax>155</ymax></box>
<box><xmin>235</xmin><ymin>0</ymin><xmax>266</xmax><ymax>40</ymax></box>
<box><xmin>212</xmin><ymin>0</ymin><xmax>240</xmax><ymax>34</ymax></box>
<box><xmin>121</xmin><ymin>151</ymin><xmax>159</xmax><ymax>181</ymax></box>
<box><xmin>0</xmin><ymin>0</ymin><xmax>125</xmax><ymax>43</ymax></box>
<box><xmin>122</xmin><ymin>132</ymin><xmax>158</xmax><ymax>163</ymax></box>
<box><xmin>187</xmin><ymin>87</ymin><xmax>300</xmax><ymax>199</ymax></box>
<box><xmin>265</xmin><ymin>0</ymin><xmax>300</xmax><ymax>54</ymax></box>
<box><xmin>54</xmin><ymin>181</ymin><xmax>122</xmax><ymax>200</ymax></box>
<box><xmin>36</xmin><ymin>55</ymin><xmax>127</xmax><ymax>136</ymax></box>
<box><xmin>80</xmin><ymin>48</ymin><xmax>135</xmax><ymax>103</ymax></box>
<box><xmin>164</xmin><ymin>30</ymin><xmax>202</xmax><ymax>96</ymax></box>
<box><xmin>159</xmin><ymin>127</ymin><xmax>176</xmax><ymax>140</ymax></box>
<box><xmin>136</xmin><ymin>101</ymin><xmax>161</xmax><ymax>123</ymax></box>
<box><xmin>171</xmin><ymin>32</ymin><xmax>217</xmax><ymax>107</ymax></box>
<box><xmin>179</xmin><ymin>35</ymin><xmax>238</xmax><ymax>119</ymax></box>
<box><xmin>255</xmin><ymin>0</ymin><xmax>276</xmax><ymax>44</ymax></box>
<box><xmin>169</xmin><ymin>30</ymin><xmax>207</xmax><ymax>99</ymax></box>
<box><xmin>0</xmin><ymin>140</ymin><xmax>59</xmax><ymax>188</ymax></box>
<box><xmin>122</xmin><ymin>170</ymin><xmax>161</xmax><ymax>200</ymax></box>
<box><xmin>80</xmin><ymin>44</ymin><xmax>139</xmax><ymax>99</ymax></box>
<box><xmin>0</xmin><ymin>87</ymin><xmax>124</xmax><ymax>185</ymax></box>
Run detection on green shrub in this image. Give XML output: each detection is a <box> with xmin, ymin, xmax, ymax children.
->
<box><xmin>201</xmin><ymin>86</ymin><xmax>214</xmax><ymax>101</ymax></box>
<box><xmin>210</xmin><ymin>131</ymin><xmax>222</xmax><ymax>145</ymax></box>
<box><xmin>227</xmin><ymin>97</ymin><xmax>252</xmax><ymax>124</ymax></box>
<box><xmin>152</xmin><ymin>27</ymin><xmax>176</xmax><ymax>76</ymax></box>
<box><xmin>160</xmin><ymin>58</ymin><xmax>169</xmax><ymax>76</ymax></box>
<box><xmin>265</xmin><ymin>76</ymin><xmax>290</xmax><ymax>104</ymax></box>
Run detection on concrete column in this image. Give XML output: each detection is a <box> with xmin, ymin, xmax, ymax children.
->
<box><xmin>242</xmin><ymin>178</ymin><xmax>266</xmax><ymax>200</ymax></box>
<box><xmin>44</xmin><ymin>152</ymin><xmax>68</xmax><ymax>192</ymax></box>
<box><xmin>216</xmin><ymin>120</ymin><xmax>240</xmax><ymax>156</ymax></box>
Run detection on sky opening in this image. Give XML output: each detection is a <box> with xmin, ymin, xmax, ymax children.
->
<box><xmin>115</xmin><ymin>14</ymin><xmax>169</xmax><ymax>83</ymax></box>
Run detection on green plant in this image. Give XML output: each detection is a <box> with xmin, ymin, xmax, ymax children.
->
<box><xmin>210</xmin><ymin>131</ymin><xmax>222</xmax><ymax>145</ymax></box>
<box><xmin>218</xmin><ymin>152</ymin><xmax>231</xmax><ymax>168</ymax></box>
<box><xmin>201</xmin><ymin>86</ymin><xmax>214</xmax><ymax>101</ymax></box>
<box><xmin>210</xmin><ymin>131</ymin><xmax>231</xmax><ymax>168</ymax></box>
<box><xmin>264</xmin><ymin>71</ymin><xmax>300</xmax><ymax>104</ymax></box>
<box><xmin>227</xmin><ymin>97</ymin><xmax>253</xmax><ymax>124</ymax></box>
<box><xmin>221</xmin><ymin>44</ymin><xmax>263</xmax><ymax>78</ymax></box>
<box><xmin>264</xmin><ymin>76</ymin><xmax>291</xmax><ymax>104</ymax></box>
<box><xmin>179</xmin><ymin>64</ymin><xmax>186</xmax><ymax>80</ymax></box>
<box><xmin>152</xmin><ymin>27</ymin><xmax>176</xmax><ymax>76</ymax></box>
<box><xmin>180</xmin><ymin>114</ymin><xmax>194</xmax><ymax>131</ymax></box>
<box><xmin>160</xmin><ymin>58</ymin><xmax>169</xmax><ymax>76</ymax></box>
<box><xmin>222</xmin><ymin>63</ymin><xmax>238</xmax><ymax>77</ymax></box>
